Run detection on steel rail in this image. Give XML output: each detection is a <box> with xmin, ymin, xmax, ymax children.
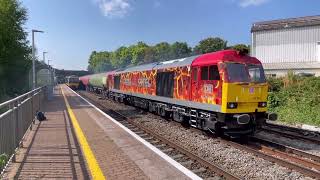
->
<box><xmin>250</xmin><ymin>136</ymin><xmax>320</xmax><ymax>163</ymax></box>
<box><xmin>126</xmin><ymin>117</ymin><xmax>241</xmax><ymax>180</ymax></box>
<box><xmin>82</xmin><ymin>91</ymin><xmax>320</xmax><ymax>179</ymax></box>
<box><xmin>219</xmin><ymin>138</ymin><xmax>320</xmax><ymax>179</ymax></box>
<box><xmin>79</xmin><ymin>91</ymin><xmax>241</xmax><ymax>180</ymax></box>
<box><xmin>261</xmin><ymin>125</ymin><xmax>320</xmax><ymax>145</ymax></box>
<box><xmin>266</xmin><ymin>122</ymin><xmax>320</xmax><ymax>135</ymax></box>
<box><xmin>250</xmin><ymin>137</ymin><xmax>320</xmax><ymax>172</ymax></box>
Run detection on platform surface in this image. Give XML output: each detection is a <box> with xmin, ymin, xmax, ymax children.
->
<box><xmin>2</xmin><ymin>85</ymin><xmax>197</xmax><ymax>180</ymax></box>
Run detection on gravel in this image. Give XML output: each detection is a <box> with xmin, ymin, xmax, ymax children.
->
<box><xmin>80</xmin><ymin>91</ymin><xmax>315</xmax><ymax>180</ymax></box>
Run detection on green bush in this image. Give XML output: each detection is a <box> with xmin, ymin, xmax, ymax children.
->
<box><xmin>267</xmin><ymin>75</ymin><xmax>320</xmax><ymax>126</ymax></box>
<box><xmin>0</xmin><ymin>153</ymin><xmax>8</xmax><ymax>170</ymax></box>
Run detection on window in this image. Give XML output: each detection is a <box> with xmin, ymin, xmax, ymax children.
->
<box><xmin>248</xmin><ymin>64</ymin><xmax>266</xmax><ymax>83</ymax></box>
<box><xmin>209</xmin><ymin>65</ymin><xmax>220</xmax><ymax>80</ymax></box>
<box><xmin>192</xmin><ymin>68</ymin><xmax>198</xmax><ymax>81</ymax></box>
<box><xmin>225</xmin><ymin>63</ymin><xmax>250</xmax><ymax>82</ymax></box>
<box><xmin>201</xmin><ymin>66</ymin><xmax>208</xmax><ymax>80</ymax></box>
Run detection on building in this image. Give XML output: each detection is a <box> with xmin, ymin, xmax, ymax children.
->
<box><xmin>251</xmin><ymin>15</ymin><xmax>320</xmax><ymax>77</ymax></box>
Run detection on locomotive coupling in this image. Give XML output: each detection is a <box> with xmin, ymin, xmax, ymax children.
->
<box><xmin>266</xmin><ymin>112</ymin><xmax>278</xmax><ymax>121</ymax></box>
<box><xmin>234</xmin><ymin>114</ymin><xmax>250</xmax><ymax>124</ymax></box>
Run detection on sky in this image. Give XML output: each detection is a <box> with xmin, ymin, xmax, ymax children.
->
<box><xmin>22</xmin><ymin>0</ymin><xmax>320</xmax><ymax>70</ymax></box>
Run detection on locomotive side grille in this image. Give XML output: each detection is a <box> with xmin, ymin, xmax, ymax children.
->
<box><xmin>156</xmin><ymin>72</ymin><xmax>174</xmax><ymax>98</ymax></box>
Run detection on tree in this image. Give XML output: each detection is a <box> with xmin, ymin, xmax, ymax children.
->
<box><xmin>0</xmin><ymin>0</ymin><xmax>31</xmax><ymax>101</ymax></box>
<box><xmin>169</xmin><ymin>42</ymin><xmax>192</xmax><ymax>59</ymax></box>
<box><xmin>232</xmin><ymin>44</ymin><xmax>250</xmax><ymax>54</ymax></box>
<box><xmin>130</xmin><ymin>42</ymin><xmax>148</xmax><ymax>65</ymax></box>
<box><xmin>86</xmin><ymin>37</ymin><xmax>250</xmax><ymax>73</ymax></box>
<box><xmin>88</xmin><ymin>51</ymin><xmax>113</xmax><ymax>73</ymax></box>
<box><xmin>143</xmin><ymin>47</ymin><xmax>156</xmax><ymax>63</ymax></box>
<box><xmin>111</xmin><ymin>46</ymin><xmax>131</xmax><ymax>68</ymax></box>
<box><xmin>194</xmin><ymin>37</ymin><xmax>227</xmax><ymax>54</ymax></box>
<box><xmin>154</xmin><ymin>42</ymin><xmax>171</xmax><ymax>61</ymax></box>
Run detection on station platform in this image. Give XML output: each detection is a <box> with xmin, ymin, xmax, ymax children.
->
<box><xmin>2</xmin><ymin>85</ymin><xmax>199</xmax><ymax>179</ymax></box>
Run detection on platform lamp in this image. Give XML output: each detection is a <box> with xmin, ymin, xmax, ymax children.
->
<box><xmin>43</xmin><ymin>51</ymin><xmax>48</xmax><ymax>64</ymax></box>
<box><xmin>32</xmin><ymin>29</ymin><xmax>44</xmax><ymax>90</ymax></box>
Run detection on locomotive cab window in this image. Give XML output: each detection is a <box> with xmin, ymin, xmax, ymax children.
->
<box><xmin>201</xmin><ymin>66</ymin><xmax>208</xmax><ymax>80</ymax></box>
<box><xmin>192</xmin><ymin>68</ymin><xmax>198</xmax><ymax>81</ymax></box>
<box><xmin>209</xmin><ymin>65</ymin><xmax>220</xmax><ymax>80</ymax></box>
<box><xmin>201</xmin><ymin>65</ymin><xmax>219</xmax><ymax>80</ymax></box>
<box><xmin>248</xmin><ymin>64</ymin><xmax>266</xmax><ymax>83</ymax></box>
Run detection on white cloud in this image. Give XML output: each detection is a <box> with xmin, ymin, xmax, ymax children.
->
<box><xmin>153</xmin><ymin>0</ymin><xmax>161</xmax><ymax>8</ymax></box>
<box><xmin>238</xmin><ymin>0</ymin><xmax>269</xmax><ymax>7</ymax></box>
<box><xmin>95</xmin><ymin>0</ymin><xmax>131</xmax><ymax>18</ymax></box>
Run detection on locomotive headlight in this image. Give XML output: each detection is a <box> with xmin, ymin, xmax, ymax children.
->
<box><xmin>258</xmin><ymin>102</ymin><xmax>267</xmax><ymax>107</ymax></box>
<box><xmin>227</xmin><ymin>102</ymin><xmax>238</xmax><ymax>109</ymax></box>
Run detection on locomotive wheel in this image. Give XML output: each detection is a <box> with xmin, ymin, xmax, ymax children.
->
<box><xmin>160</xmin><ymin>107</ymin><xmax>166</xmax><ymax>117</ymax></box>
<box><xmin>173</xmin><ymin>111</ymin><xmax>183</xmax><ymax>122</ymax></box>
<box><xmin>148</xmin><ymin>102</ymin><xmax>153</xmax><ymax>112</ymax></box>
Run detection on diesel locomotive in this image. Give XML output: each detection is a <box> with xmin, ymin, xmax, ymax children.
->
<box><xmin>79</xmin><ymin>50</ymin><xmax>277</xmax><ymax>137</ymax></box>
<box><xmin>66</xmin><ymin>75</ymin><xmax>80</xmax><ymax>90</ymax></box>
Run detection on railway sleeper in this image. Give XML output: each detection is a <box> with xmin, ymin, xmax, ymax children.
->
<box><xmin>172</xmin><ymin>154</ymin><xmax>184</xmax><ymax>160</ymax></box>
<box><xmin>192</xmin><ymin>167</ymin><xmax>207</xmax><ymax>174</ymax></box>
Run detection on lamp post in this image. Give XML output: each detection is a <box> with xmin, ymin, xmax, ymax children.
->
<box><xmin>43</xmin><ymin>51</ymin><xmax>48</xmax><ymax>64</ymax></box>
<box><xmin>32</xmin><ymin>29</ymin><xmax>44</xmax><ymax>90</ymax></box>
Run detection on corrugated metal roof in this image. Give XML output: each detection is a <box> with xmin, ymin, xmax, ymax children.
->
<box><xmin>252</xmin><ymin>15</ymin><xmax>320</xmax><ymax>32</ymax></box>
<box><xmin>115</xmin><ymin>62</ymin><xmax>158</xmax><ymax>74</ymax></box>
<box><xmin>263</xmin><ymin>62</ymin><xmax>320</xmax><ymax>70</ymax></box>
<box><xmin>153</xmin><ymin>55</ymin><xmax>198</xmax><ymax>70</ymax></box>
<box><xmin>115</xmin><ymin>56</ymin><xmax>199</xmax><ymax>73</ymax></box>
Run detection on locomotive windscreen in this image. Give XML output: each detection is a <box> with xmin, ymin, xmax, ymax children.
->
<box><xmin>114</xmin><ymin>75</ymin><xmax>120</xmax><ymax>90</ymax></box>
<box><xmin>156</xmin><ymin>72</ymin><xmax>174</xmax><ymax>98</ymax></box>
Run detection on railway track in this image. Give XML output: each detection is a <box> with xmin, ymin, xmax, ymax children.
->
<box><xmin>79</xmin><ymin>92</ymin><xmax>241</xmax><ymax>180</ymax></box>
<box><xmin>193</xmin><ymin>129</ymin><xmax>320</xmax><ymax>179</ymax></box>
<box><xmin>80</xmin><ymin>91</ymin><xmax>320</xmax><ymax>179</ymax></box>
<box><xmin>246</xmin><ymin>137</ymin><xmax>320</xmax><ymax>178</ymax></box>
<box><xmin>262</xmin><ymin>123</ymin><xmax>320</xmax><ymax>145</ymax></box>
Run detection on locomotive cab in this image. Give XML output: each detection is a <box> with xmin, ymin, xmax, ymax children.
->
<box><xmin>66</xmin><ymin>75</ymin><xmax>80</xmax><ymax>90</ymax></box>
<box><xmin>221</xmin><ymin>62</ymin><xmax>268</xmax><ymax>113</ymax></box>
<box><xmin>191</xmin><ymin>51</ymin><xmax>277</xmax><ymax>137</ymax></box>
<box><xmin>218</xmin><ymin>62</ymin><xmax>276</xmax><ymax>136</ymax></box>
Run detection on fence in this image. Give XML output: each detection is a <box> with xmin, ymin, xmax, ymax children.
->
<box><xmin>0</xmin><ymin>87</ymin><xmax>46</xmax><ymax>170</ymax></box>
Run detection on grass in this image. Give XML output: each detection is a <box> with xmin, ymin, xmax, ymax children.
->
<box><xmin>267</xmin><ymin>73</ymin><xmax>320</xmax><ymax>127</ymax></box>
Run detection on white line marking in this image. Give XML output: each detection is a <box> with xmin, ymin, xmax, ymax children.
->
<box><xmin>65</xmin><ymin>86</ymin><xmax>202</xmax><ymax>180</ymax></box>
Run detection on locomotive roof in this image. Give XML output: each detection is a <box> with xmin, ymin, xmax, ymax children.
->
<box><xmin>115</xmin><ymin>56</ymin><xmax>199</xmax><ymax>74</ymax></box>
<box><xmin>153</xmin><ymin>55</ymin><xmax>199</xmax><ymax>70</ymax></box>
<box><xmin>93</xmin><ymin>50</ymin><xmax>261</xmax><ymax>76</ymax></box>
<box><xmin>192</xmin><ymin>50</ymin><xmax>261</xmax><ymax>66</ymax></box>
<box><xmin>115</xmin><ymin>62</ymin><xmax>158</xmax><ymax>74</ymax></box>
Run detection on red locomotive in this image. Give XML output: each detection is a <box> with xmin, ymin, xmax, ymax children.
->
<box><xmin>80</xmin><ymin>50</ymin><xmax>277</xmax><ymax>137</ymax></box>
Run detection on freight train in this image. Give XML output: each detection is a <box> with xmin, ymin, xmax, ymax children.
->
<box><xmin>79</xmin><ymin>50</ymin><xmax>277</xmax><ymax>137</ymax></box>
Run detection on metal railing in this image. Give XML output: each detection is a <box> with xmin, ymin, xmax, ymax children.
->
<box><xmin>0</xmin><ymin>87</ymin><xmax>46</xmax><ymax>169</ymax></box>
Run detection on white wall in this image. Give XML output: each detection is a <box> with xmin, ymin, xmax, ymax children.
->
<box><xmin>252</xmin><ymin>25</ymin><xmax>320</xmax><ymax>63</ymax></box>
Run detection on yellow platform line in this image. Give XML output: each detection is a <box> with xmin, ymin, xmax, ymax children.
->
<box><xmin>61</xmin><ymin>86</ymin><xmax>106</xmax><ymax>180</ymax></box>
